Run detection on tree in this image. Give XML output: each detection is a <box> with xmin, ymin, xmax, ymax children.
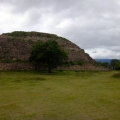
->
<box><xmin>96</xmin><ymin>61</ymin><xmax>110</xmax><ymax>68</ymax></box>
<box><xmin>115</xmin><ymin>61</ymin><xmax>120</xmax><ymax>70</ymax></box>
<box><xmin>29</xmin><ymin>40</ymin><xmax>68</xmax><ymax>73</ymax></box>
<box><xmin>110</xmin><ymin>59</ymin><xmax>120</xmax><ymax>70</ymax></box>
<box><xmin>102</xmin><ymin>62</ymin><xmax>110</xmax><ymax>68</ymax></box>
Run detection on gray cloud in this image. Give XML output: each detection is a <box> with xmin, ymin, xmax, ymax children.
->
<box><xmin>0</xmin><ymin>0</ymin><xmax>120</xmax><ymax>59</ymax></box>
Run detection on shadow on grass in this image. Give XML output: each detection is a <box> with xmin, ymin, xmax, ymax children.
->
<box><xmin>112</xmin><ymin>72</ymin><xmax>120</xmax><ymax>79</ymax></box>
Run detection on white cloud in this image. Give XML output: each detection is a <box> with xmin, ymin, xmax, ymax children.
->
<box><xmin>56</xmin><ymin>19</ymin><xmax>73</xmax><ymax>29</ymax></box>
<box><xmin>86</xmin><ymin>48</ymin><xmax>120</xmax><ymax>59</ymax></box>
<box><xmin>0</xmin><ymin>0</ymin><xmax>120</xmax><ymax>59</ymax></box>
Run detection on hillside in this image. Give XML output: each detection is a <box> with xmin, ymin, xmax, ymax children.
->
<box><xmin>0</xmin><ymin>31</ymin><xmax>108</xmax><ymax>70</ymax></box>
<box><xmin>95</xmin><ymin>59</ymin><xmax>112</xmax><ymax>64</ymax></box>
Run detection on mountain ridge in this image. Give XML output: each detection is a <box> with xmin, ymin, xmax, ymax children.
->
<box><xmin>95</xmin><ymin>59</ymin><xmax>120</xmax><ymax>64</ymax></box>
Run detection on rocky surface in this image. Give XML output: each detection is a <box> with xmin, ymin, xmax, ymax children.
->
<box><xmin>0</xmin><ymin>31</ymin><xmax>108</xmax><ymax>70</ymax></box>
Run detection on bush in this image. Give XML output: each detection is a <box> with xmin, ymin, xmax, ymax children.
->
<box><xmin>69</xmin><ymin>61</ymin><xmax>76</xmax><ymax>65</ymax></box>
<box><xmin>112</xmin><ymin>73</ymin><xmax>120</xmax><ymax>78</ymax></box>
<box><xmin>77</xmin><ymin>61</ymin><xmax>84</xmax><ymax>66</ymax></box>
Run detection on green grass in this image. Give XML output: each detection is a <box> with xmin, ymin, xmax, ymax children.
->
<box><xmin>0</xmin><ymin>70</ymin><xmax>120</xmax><ymax>120</ymax></box>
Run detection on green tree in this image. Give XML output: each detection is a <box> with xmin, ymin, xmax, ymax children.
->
<box><xmin>110</xmin><ymin>59</ymin><xmax>120</xmax><ymax>70</ymax></box>
<box><xmin>115</xmin><ymin>61</ymin><xmax>120</xmax><ymax>70</ymax></box>
<box><xmin>102</xmin><ymin>62</ymin><xmax>110</xmax><ymax>68</ymax></box>
<box><xmin>29</xmin><ymin>40</ymin><xmax>68</xmax><ymax>73</ymax></box>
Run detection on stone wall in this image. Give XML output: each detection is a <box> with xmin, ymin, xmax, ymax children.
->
<box><xmin>0</xmin><ymin>63</ymin><xmax>33</xmax><ymax>70</ymax></box>
<box><xmin>57</xmin><ymin>64</ymin><xmax>109</xmax><ymax>71</ymax></box>
<box><xmin>0</xmin><ymin>63</ymin><xmax>109</xmax><ymax>71</ymax></box>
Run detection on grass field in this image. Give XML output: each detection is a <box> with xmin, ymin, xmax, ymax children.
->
<box><xmin>0</xmin><ymin>70</ymin><xmax>120</xmax><ymax>120</ymax></box>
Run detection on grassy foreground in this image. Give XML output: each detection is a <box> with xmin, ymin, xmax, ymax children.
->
<box><xmin>0</xmin><ymin>70</ymin><xmax>120</xmax><ymax>120</ymax></box>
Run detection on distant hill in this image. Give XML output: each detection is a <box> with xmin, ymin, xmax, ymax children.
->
<box><xmin>95</xmin><ymin>59</ymin><xmax>112</xmax><ymax>64</ymax></box>
<box><xmin>95</xmin><ymin>59</ymin><xmax>112</xmax><ymax>63</ymax></box>
<box><xmin>95</xmin><ymin>59</ymin><xmax>120</xmax><ymax>64</ymax></box>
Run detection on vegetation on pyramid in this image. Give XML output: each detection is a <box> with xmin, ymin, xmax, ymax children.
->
<box><xmin>0</xmin><ymin>31</ymin><xmax>108</xmax><ymax>71</ymax></box>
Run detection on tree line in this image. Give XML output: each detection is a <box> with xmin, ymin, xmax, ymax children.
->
<box><xmin>96</xmin><ymin>59</ymin><xmax>120</xmax><ymax>70</ymax></box>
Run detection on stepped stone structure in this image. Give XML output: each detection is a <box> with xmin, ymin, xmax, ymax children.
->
<box><xmin>0</xmin><ymin>31</ymin><xmax>108</xmax><ymax>71</ymax></box>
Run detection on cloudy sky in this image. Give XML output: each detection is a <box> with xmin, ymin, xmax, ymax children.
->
<box><xmin>0</xmin><ymin>0</ymin><xmax>120</xmax><ymax>59</ymax></box>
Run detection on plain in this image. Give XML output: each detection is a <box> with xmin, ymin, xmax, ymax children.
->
<box><xmin>0</xmin><ymin>70</ymin><xmax>120</xmax><ymax>120</ymax></box>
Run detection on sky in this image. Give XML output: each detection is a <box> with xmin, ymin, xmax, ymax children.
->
<box><xmin>0</xmin><ymin>0</ymin><xmax>120</xmax><ymax>59</ymax></box>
